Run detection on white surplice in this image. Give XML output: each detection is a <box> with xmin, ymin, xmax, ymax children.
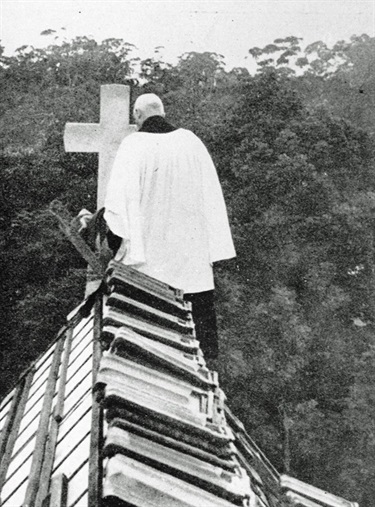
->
<box><xmin>104</xmin><ymin>128</ymin><xmax>235</xmax><ymax>293</ymax></box>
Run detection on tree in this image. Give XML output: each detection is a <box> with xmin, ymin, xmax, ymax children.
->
<box><xmin>248</xmin><ymin>34</ymin><xmax>375</xmax><ymax>135</ymax></box>
<box><xmin>212</xmin><ymin>69</ymin><xmax>375</xmax><ymax>505</ymax></box>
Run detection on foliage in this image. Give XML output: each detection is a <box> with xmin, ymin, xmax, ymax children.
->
<box><xmin>248</xmin><ymin>34</ymin><xmax>375</xmax><ymax>135</ymax></box>
<box><xmin>1</xmin><ymin>33</ymin><xmax>375</xmax><ymax>506</ymax></box>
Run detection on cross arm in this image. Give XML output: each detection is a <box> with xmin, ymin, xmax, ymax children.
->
<box><xmin>64</xmin><ymin>123</ymin><xmax>101</xmax><ymax>153</ymax></box>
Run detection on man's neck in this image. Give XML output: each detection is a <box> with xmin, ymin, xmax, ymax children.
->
<box><xmin>139</xmin><ymin>115</ymin><xmax>177</xmax><ymax>133</ymax></box>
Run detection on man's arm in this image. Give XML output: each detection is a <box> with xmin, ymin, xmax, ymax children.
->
<box><xmin>198</xmin><ymin>139</ymin><xmax>236</xmax><ymax>263</ymax></box>
<box><xmin>104</xmin><ymin>136</ymin><xmax>146</xmax><ymax>265</ymax></box>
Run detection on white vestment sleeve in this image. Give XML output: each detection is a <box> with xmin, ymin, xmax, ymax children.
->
<box><xmin>198</xmin><ymin>140</ymin><xmax>236</xmax><ymax>263</ymax></box>
<box><xmin>104</xmin><ymin>136</ymin><xmax>146</xmax><ymax>265</ymax></box>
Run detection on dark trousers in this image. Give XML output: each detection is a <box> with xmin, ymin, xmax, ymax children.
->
<box><xmin>184</xmin><ymin>290</ymin><xmax>219</xmax><ymax>359</ymax></box>
<box><xmin>104</xmin><ymin>225</ymin><xmax>219</xmax><ymax>358</ymax></box>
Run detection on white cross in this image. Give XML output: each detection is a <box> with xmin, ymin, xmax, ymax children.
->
<box><xmin>64</xmin><ymin>84</ymin><xmax>136</xmax><ymax>209</ymax></box>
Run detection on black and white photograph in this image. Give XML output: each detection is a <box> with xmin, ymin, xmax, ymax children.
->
<box><xmin>0</xmin><ymin>1</ymin><xmax>374</xmax><ymax>506</ymax></box>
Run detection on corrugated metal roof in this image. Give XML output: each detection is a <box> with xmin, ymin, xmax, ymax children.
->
<box><xmin>0</xmin><ymin>261</ymin><xmax>358</xmax><ymax>507</ymax></box>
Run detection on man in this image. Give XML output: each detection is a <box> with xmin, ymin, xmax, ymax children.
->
<box><xmin>104</xmin><ymin>93</ymin><xmax>235</xmax><ymax>358</ymax></box>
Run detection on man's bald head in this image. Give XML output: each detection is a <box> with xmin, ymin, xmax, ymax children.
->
<box><xmin>133</xmin><ymin>93</ymin><xmax>165</xmax><ymax>128</ymax></box>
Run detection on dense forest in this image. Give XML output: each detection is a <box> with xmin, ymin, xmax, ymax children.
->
<box><xmin>1</xmin><ymin>32</ymin><xmax>375</xmax><ymax>505</ymax></box>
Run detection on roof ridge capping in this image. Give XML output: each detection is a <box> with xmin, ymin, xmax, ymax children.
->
<box><xmin>280</xmin><ymin>475</ymin><xmax>359</xmax><ymax>507</ymax></box>
<box><xmin>0</xmin><ymin>258</ymin><xmax>359</xmax><ymax>507</ymax></box>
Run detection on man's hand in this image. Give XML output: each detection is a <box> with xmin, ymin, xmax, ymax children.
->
<box><xmin>77</xmin><ymin>209</ymin><xmax>94</xmax><ymax>232</ymax></box>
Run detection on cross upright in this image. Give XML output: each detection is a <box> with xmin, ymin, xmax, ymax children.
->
<box><xmin>64</xmin><ymin>84</ymin><xmax>136</xmax><ymax>209</ymax></box>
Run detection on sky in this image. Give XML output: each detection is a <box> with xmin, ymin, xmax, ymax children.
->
<box><xmin>1</xmin><ymin>0</ymin><xmax>375</xmax><ymax>70</ymax></box>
